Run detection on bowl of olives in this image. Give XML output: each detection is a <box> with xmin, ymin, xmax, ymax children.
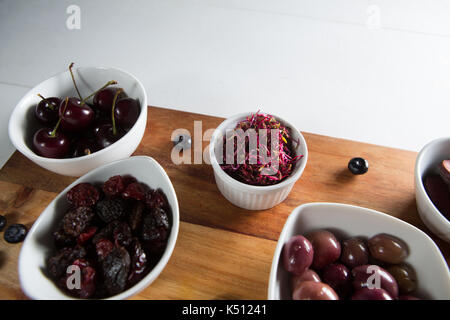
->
<box><xmin>268</xmin><ymin>203</ymin><xmax>450</xmax><ymax>300</ymax></box>
<box><xmin>8</xmin><ymin>63</ymin><xmax>147</xmax><ymax>177</ymax></box>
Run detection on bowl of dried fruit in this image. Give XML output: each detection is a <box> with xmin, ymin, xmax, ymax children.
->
<box><xmin>415</xmin><ymin>137</ymin><xmax>450</xmax><ymax>242</ymax></box>
<box><xmin>8</xmin><ymin>63</ymin><xmax>147</xmax><ymax>177</ymax></box>
<box><xmin>18</xmin><ymin>156</ymin><xmax>179</xmax><ymax>299</ymax></box>
<box><xmin>209</xmin><ymin>111</ymin><xmax>308</xmax><ymax>210</ymax></box>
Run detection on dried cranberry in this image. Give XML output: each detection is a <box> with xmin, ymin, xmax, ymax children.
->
<box><xmin>62</xmin><ymin>206</ymin><xmax>94</xmax><ymax>237</ymax></box>
<box><xmin>101</xmin><ymin>246</ymin><xmax>131</xmax><ymax>296</ymax></box>
<box><xmin>53</xmin><ymin>229</ymin><xmax>76</xmax><ymax>248</ymax></box>
<box><xmin>129</xmin><ymin>202</ymin><xmax>144</xmax><ymax>233</ymax></box>
<box><xmin>142</xmin><ymin>212</ymin><xmax>169</xmax><ymax>243</ymax></box>
<box><xmin>122</xmin><ymin>182</ymin><xmax>148</xmax><ymax>201</ymax></box>
<box><xmin>95</xmin><ymin>238</ymin><xmax>115</xmax><ymax>260</ymax></box>
<box><xmin>47</xmin><ymin>245</ymin><xmax>87</xmax><ymax>278</ymax></box>
<box><xmin>67</xmin><ymin>183</ymin><xmax>100</xmax><ymax>207</ymax></box>
<box><xmin>128</xmin><ymin>238</ymin><xmax>147</xmax><ymax>286</ymax></box>
<box><xmin>151</xmin><ymin>207</ymin><xmax>170</xmax><ymax>230</ymax></box>
<box><xmin>77</xmin><ymin>226</ymin><xmax>98</xmax><ymax>245</ymax></box>
<box><xmin>92</xmin><ymin>220</ymin><xmax>120</xmax><ymax>244</ymax></box>
<box><xmin>122</xmin><ymin>175</ymin><xmax>137</xmax><ymax>187</ymax></box>
<box><xmin>102</xmin><ymin>175</ymin><xmax>125</xmax><ymax>197</ymax></box>
<box><xmin>113</xmin><ymin>222</ymin><xmax>132</xmax><ymax>247</ymax></box>
<box><xmin>146</xmin><ymin>189</ymin><xmax>168</xmax><ymax>209</ymax></box>
<box><xmin>95</xmin><ymin>198</ymin><xmax>127</xmax><ymax>223</ymax></box>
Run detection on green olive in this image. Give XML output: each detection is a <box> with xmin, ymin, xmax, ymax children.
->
<box><xmin>387</xmin><ymin>264</ymin><xmax>417</xmax><ymax>294</ymax></box>
<box><xmin>368</xmin><ymin>233</ymin><xmax>408</xmax><ymax>264</ymax></box>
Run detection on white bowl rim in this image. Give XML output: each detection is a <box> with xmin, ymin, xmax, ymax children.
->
<box><xmin>209</xmin><ymin>111</ymin><xmax>308</xmax><ymax>192</ymax></box>
<box><xmin>8</xmin><ymin>65</ymin><xmax>148</xmax><ymax>164</ymax></box>
<box><xmin>18</xmin><ymin>155</ymin><xmax>180</xmax><ymax>300</ymax></box>
<box><xmin>415</xmin><ymin>137</ymin><xmax>450</xmax><ymax>227</ymax></box>
<box><xmin>268</xmin><ymin>202</ymin><xmax>450</xmax><ymax>299</ymax></box>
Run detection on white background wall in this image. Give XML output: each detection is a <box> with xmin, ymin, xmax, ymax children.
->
<box><xmin>1</xmin><ymin>0</ymin><xmax>450</xmax><ymax>166</ymax></box>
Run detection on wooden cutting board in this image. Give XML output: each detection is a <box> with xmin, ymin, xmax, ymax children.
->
<box><xmin>0</xmin><ymin>106</ymin><xmax>448</xmax><ymax>299</ymax></box>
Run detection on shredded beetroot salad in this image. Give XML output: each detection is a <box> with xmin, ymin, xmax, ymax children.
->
<box><xmin>220</xmin><ymin>111</ymin><xmax>303</xmax><ymax>186</ymax></box>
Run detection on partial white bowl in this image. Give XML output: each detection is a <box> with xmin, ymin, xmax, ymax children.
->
<box><xmin>268</xmin><ymin>203</ymin><xmax>450</xmax><ymax>300</ymax></box>
<box><xmin>415</xmin><ymin>137</ymin><xmax>450</xmax><ymax>242</ymax></box>
<box><xmin>8</xmin><ymin>66</ymin><xmax>147</xmax><ymax>177</ymax></box>
<box><xmin>19</xmin><ymin>156</ymin><xmax>179</xmax><ymax>300</ymax></box>
<box><xmin>209</xmin><ymin>112</ymin><xmax>308</xmax><ymax>210</ymax></box>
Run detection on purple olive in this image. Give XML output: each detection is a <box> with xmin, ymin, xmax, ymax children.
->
<box><xmin>352</xmin><ymin>264</ymin><xmax>399</xmax><ymax>298</ymax></box>
<box><xmin>351</xmin><ymin>288</ymin><xmax>393</xmax><ymax>300</ymax></box>
<box><xmin>306</xmin><ymin>230</ymin><xmax>341</xmax><ymax>269</ymax></box>
<box><xmin>322</xmin><ymin>263</ymin><xmax>351</xmax><ymax>296</ymax></box>
<box><xmin>293</xmin><ymin>281</ymin><xmax>339</xmax><ymax>300</ymax></box>
<box><xmin>399</xmin><ymin>295</ymin><xmax>421</xmax><ymax>300</ymax></box>
<box><xmin>291</xmin><ymin>269</ymin><xmax>321</xmax><ymax>292</ymax></box>
<box><xmin>368</xmin><ymin>233</ymin><xmax>408</xmax><ymax>264</ymax></box>
<box><xmin>340</xmin><ymin>237</ymin><xmax>369</xmax><ymax>268</ymax></box>
<box><xmin>282</xmin><ymin>235</ymin><xmax>314</xmax><ymax>275</ymax></box>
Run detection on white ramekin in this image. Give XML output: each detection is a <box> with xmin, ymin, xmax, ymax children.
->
<box><xmin>209</xmin><ymin>112</ymin><xmax>308</xmax><ymax>210</ymax></box>
<box><xmin>415</xmin><ymin>137</ymin><xmax>450</xmax><ymax>242</ymax></box>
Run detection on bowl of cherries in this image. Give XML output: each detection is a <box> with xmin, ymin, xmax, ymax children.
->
<box><xmin>268</xmin><ymin>203</ymin><xmax>450</xmax><ymax>300</ymax></box>
<box><xmin>8</xmin><ymin>63</ymin><xmax>147</xmax><ymax>177</ymax></box>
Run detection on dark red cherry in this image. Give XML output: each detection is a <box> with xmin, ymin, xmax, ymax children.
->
<box><xmin>33</xmin><ymin>128</ymin><xmax>70</xmax><ymax>158</ymax></box>
<box><xmin>59</xmin><ymin>97</ymin><xmax>94</xmax><ymax>132</ymax></box>
<box><xmin>35</xmin><ymin>95</ymin><xmax>61</xmax><ymax>125</ymax></box>
<box><xmin>95</xmin><ymin>124</ymin><xmax>125</xmax><ymax>149</ymax></box>
<box><xmin>71</xmin><ymin>138</ymin><xmax>98</xmax><ymax>158</ymax></box>
<box><xmin>93</xmin><ymin>87</ymin><xmax>127</xmax><ymax>113</ymax></box>
<box><xmin>92</xmin><ymin>115</ymin><xmax>112</xmax><ymax>136</ymax></box>
<box><xmin>114</xmin><ymin>98</ymin><xmax>140</xmax><ymax>130</ymax></box>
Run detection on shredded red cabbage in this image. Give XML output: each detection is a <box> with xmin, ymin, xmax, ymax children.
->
<box><xmin>220</xmin><ymin>111</ymin><xmax>303</xmax><ymax>186</ymax></box>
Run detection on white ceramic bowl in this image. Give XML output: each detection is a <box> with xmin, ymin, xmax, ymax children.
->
<box><xmin>268</xmin><ymin>203</ymin><xmax>450</xmax><ymax>300</ymax></box>
<box><xmin>18</xmin><ymin>156</ymin><xmax>179</xmax><ymax>300</ymax></box>
<box><xmin>8</xmin><ymin>66</ymin><xmax>147</xmax><ymax>177</ymax></box>
<box><xmin>415</xmin><ymin>137</ymin><xmax>450</xmax><ymax>242</ymax></box>
<box><xmin>209</xmin><ymin>112</ymin><xmax>308</xmax><ymax>210</ymax></box>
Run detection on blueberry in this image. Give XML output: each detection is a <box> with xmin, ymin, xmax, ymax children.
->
<box><xmin>348</xmin><ymin>157</ymin><xmax>369</xmax><ymax>175</ymax></box>
<box><xmin>172</xmin><ymin>134</ymin><xmax>191</xmax><ymax>150</ymax></box>
<box><xmin>0</xmin><ymin>215</ymin><xmax>6</xmax><ymax>231</ymax></box>
<box><xmin>4</xmin><ymin>224</ymin><xmax>27</xmax><ymax>243</ymax></box>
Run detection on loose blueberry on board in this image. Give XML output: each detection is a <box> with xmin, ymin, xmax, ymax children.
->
<box><xmin>0</xmin><ymin>215</ymin><xmax>6</xmax><ymax>231</ymax></box>
<box><xmin>348</xmin><ymin>157</ymin><xmax>369</xmax><ymax>175</ymax></box>
<box><xmin>4</xmin><ymin>224</ymin><xmax>27</xmax><ymax>243</ymax></box>
<box><xmin>172</xmin><ymin>134</ymin><xmax>192</xmax><ymax>150</ymax></box>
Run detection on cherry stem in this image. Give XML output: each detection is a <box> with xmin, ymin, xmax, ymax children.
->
<box><xmin>50</xmin><ymin>97</ymin><xmax>69</xmax><ymax>137</ymax></box>
<box><xmin>81</xmin><ymin>80</ymin><xmax>118</xmax><ymax>105</ymax></box>
<box><xmin>69</xmin><ymin>62</ymin><xmax>83</xmax><ymax>100</ymax></box>
<box><xmin>111</xmin><ymin>88</ymin><xmax>123</xmax><ymax>136</ymax></box>
<box><xmin>37</xmin><ymin>94</ymin><xmax>56</xmax><ymax>110</ymax></box>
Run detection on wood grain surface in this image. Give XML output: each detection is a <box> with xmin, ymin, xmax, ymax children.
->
<box><xmin>0</xmin><ymin>106</ymin><xmax>448</xmax><ymax>299</ymax></box>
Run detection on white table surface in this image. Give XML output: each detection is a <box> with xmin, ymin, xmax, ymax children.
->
<box><xmin>1</xmin><ymin>0</ymin><xmax>450</xmax><ymax>168</ymax></box>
